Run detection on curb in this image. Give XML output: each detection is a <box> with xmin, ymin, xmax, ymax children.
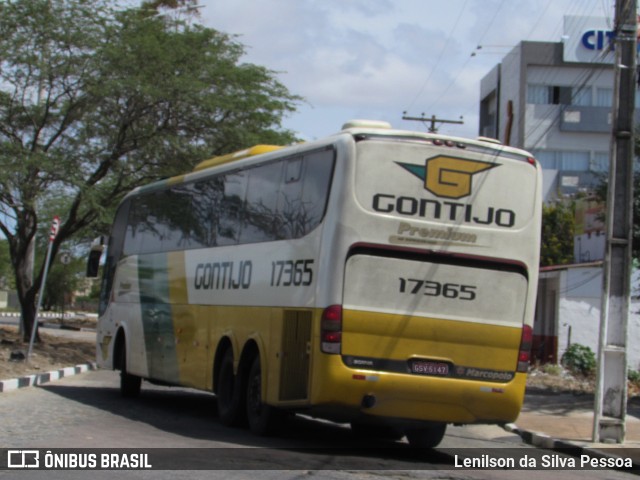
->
<box><xmin>504</xmin><ymin>423</ymin><xmax>640</xmax><ymax>471</ymax></box>
<box><xmin>505</xmin><ymin>422</ymin><xmax>586</xmax><ymax>451</ymax></box>
<box><xmin>0</xmin><ymin>362</ymin><xmax>97</xmax><ymax>393</ymax></box>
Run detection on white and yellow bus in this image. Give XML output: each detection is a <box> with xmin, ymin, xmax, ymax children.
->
<box><xmin>88</xmin><ymin>120</ymin><xmax>542</xmax><ymax>448</ymax></box>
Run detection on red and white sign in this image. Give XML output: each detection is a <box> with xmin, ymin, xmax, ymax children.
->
<box><xmin>49</xmin><ymin>216</ymin><xmax>60</xmax><ymax>242</ymax></box>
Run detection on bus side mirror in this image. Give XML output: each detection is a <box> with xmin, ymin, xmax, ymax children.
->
<box><xmin>86</xmin><ymin>236</ymin><xmax>107</xmax><ymax>278</ymax></box>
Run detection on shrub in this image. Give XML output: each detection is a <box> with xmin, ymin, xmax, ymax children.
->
<box><xmin>628</xmin><ymin>369</ymin><xmax>640</xmax><ymax>384</ymax></box>
<box><xmin>541</xmin><ymin>363</ymin><xmax>563</xmax><ymax>376</ymax></box>
<box><xmin>561</xmin><ymin>344</ymin><xmax>596</xmax><ymax>376</ymax></box>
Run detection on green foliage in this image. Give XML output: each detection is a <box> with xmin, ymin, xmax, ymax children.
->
<box><xmin>41</xmin><ymin>252</ymin><xmax>87</xmax><ymax>311</ymax></box>
<box><xmin>140</xmin><ymin>0</ymin><xmax>198</xmax><ymax>11</ymax></box>
<box><xmin>42</xmin><ymin>264</ymin><xmax>79</xmax><ymax>312</ymax></box>
<box><xmin>540</xmin><ymin>201</ymin><xmax>575</xmax><ymax>266</ymax></box>
<box><xmin>0</xmin><ymin>239</ymin><xmax>14</xmax><ymax>289</ymax></box>
<box><xmin>0</xmin><ymin>0</ymin><xmax>301</xmax><ymax>335</ymax></box>
<box><xmin>628</xmin><ymin>369</ymin><xmax>640</xmax><ymax>384</ymax></box>
<box><xmin>561</xmin><ymin>344</ymin><xmax>596</xmax><ymax>376</ymax></box>
<box><xmin>593</xmin><ymin>170</ymin><xmax>640</xmax><ymax>261</ymax></box>
<box><xmin>541</xmin><ymin>363</ymin><xmax>563</xmax><ymax>376</ymax></box>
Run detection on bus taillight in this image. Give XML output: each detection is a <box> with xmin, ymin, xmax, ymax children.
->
<box><xmin>321</xmin><ymin>305</ymin><xmax>342</xmax><ymax>354</ymax></box>
<box><xmin>517</xmin><ymin>324</ymin><xmax>533</xmax><ymax>373</ymax></box>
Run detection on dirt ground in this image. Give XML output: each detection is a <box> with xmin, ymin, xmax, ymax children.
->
<box><xmin>526</xmin><ymin>368</ymin><xmax>596</xmax><ymax>394</ymax></box>
<box><xmin>0</xmin><ymin>317</ymin><xmax>96</xmax><ymax>380</ymax></box>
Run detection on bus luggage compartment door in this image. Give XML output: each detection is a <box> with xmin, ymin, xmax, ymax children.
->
<box><xmin>279</xmin><ymin>310</ymin><xmax>312</xmax><ymax>401</ymax></box>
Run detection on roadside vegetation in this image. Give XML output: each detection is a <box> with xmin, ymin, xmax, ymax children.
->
<box><xmin>527</xmin><ymin>342</ymin><xmax>640</xmax><ymax>397</ymax></box>
<box><xmin>0</xmin><ymin>0</ymin><xmax>301</xmax><ymax>342</ymax></box>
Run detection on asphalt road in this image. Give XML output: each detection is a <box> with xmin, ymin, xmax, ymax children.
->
<box><xmin>1</xmin><ymin>313</ymin><xmax>637</xmax><ymax>479</ymax></box>
<box><xmin>1</xmin><ymin>369</ymin><xmax>637</xmax><ymax>479</ymax></box>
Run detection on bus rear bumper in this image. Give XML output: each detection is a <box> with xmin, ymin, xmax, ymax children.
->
<box><xmin>308</xmin><ymin>357</ymin><xmax>526</xmax><ymax>425</ymax></box>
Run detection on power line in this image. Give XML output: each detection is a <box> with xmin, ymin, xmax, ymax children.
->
<box><xmin>404</xmin><ymin>0</ymin><xmax>471</xmax><ymax>114</ymax></box>
<box><xmin>420</xmin><ymin>0</ymin><xmax>508</xmax><ymax>118</ymax></box>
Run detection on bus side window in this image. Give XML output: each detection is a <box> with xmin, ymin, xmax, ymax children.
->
<box><xmin>123</xmin><ymin>196</ymin><xmax>150</xmax><ymax>256</ymax></box>
<box><xmin>157</xmin><ymin>186</ymin><xmax>198</xmax><ymax>251</ymax></box>
<box><xmin>217</xmin><ymin>172</ymin><xmax>246</xmax><ymax>246</ymax></box>
<box><xmin>176</xmin><ymin>183</ymin><xmax>209</xmax><ymax>250</ymax></box>
<box><xmin>278</xmin><ymin>151</ymin><xmax>335</xmax><ymax>238</ymax></box>
<box><xmin>241</xmin><ymin>161</ymin><xmax>284</xmax><ymax>244</ymax></box>
<box><xmin>279</xmin><ymin>157</ymin><xmax>305</xmax><ymax>238</ymax></box>
<box><xmin>100</xmin><ymin>200</ymin><xmax>130</xmax><ymax>315</ymax></box>
<box><xmin>300</xmin><ymin>150</ymin><xmax>334</xmax><ymax>233</ymax></box>
<box><xmin>285</xmin><ymin>158</ymin><xmax>302</xmax><ymax>183</ymax></box>
<box><xmin>191</xmin><ymin>178</ymin><xmax>223</xmax><ymax>247</ymax></box>
<box><xmin>193</xmin><ymin>177</ymin><xmax>224</xmax><ymax>247</ymax></box>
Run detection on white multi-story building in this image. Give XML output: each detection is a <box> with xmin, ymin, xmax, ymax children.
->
<box><xmin>480</xmin><ymin>16</ymin><xmax>640</xmax><ymax>365</ymax></box>
<box><xmin>479</xmin><ymin>16</ymin><xmax>638</xmax><ymax>202</ymax></box>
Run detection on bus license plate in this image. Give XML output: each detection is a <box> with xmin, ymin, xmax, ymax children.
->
<box><xmin>410</xmin><ymin>360</ymin><xmax>449</xmax><ymax>376</ymax></box>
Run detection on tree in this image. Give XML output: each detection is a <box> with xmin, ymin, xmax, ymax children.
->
<box><xmin>0</xmin><ymin>239</ymin><xmax>12</xmax><ymax>290</ymax></box>
<box><xmin>0</xmin><ymin>0</ymin><xmax>300</xmax><ymax>340</ymax></box>
<box><xmin>41</xmin><ymin>254</ymin><xmax>80</xmax><ymax>313</ymax></box>
<box><xmin>540</xmin><ymin>201</ymin><xmax>575</xmax><ymax>267</ymax></box>
<box><xmin>593</xmin><ymin>170</ymin><xmax>640</xmax><ymax>261</ymax></box>
<box><xmin>591</xmin><ymin>130</ymin><xmax>640</xmax><ymax>261</ymax></box>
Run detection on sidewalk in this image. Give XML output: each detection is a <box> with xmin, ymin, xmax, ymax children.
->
<box><xmin>508</xmin><ymin>389</ymin><xmax>640</xmax><ymax>465</ymax></box>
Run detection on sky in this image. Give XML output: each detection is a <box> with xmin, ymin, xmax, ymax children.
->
<box><xmin>196</xmin><ymin>0</ymin><xmax>616</xmax><ymax>141</ymax></box>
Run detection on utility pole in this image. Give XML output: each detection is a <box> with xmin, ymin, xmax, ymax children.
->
<box><xmin>593</xmin><ymin>0</ymin><xmax>636</xmax><ymax>444</ymax></box>
<box><xmin>402</xmin><ymin>112</ymin><xmax>463</xmax><ymax>133</ymax></box>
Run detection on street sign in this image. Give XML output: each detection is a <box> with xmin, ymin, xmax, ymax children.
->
<box><xmin>28</xmin><ymin>215</ymin><xmax>61</xmax><ymax>360</ymax></box>
<box><xmin>49</xmin><ymin>216</ymin><xmax>60</xmax><ymax>242</ymax></box>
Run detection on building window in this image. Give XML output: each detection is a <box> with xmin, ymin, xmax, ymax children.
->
<box><xmin>534</xmin><ymin>150</ymin><xmax>559</xmax><ymax>169</ymax></box>
<box><xmin>527</xmin><ymin>84</ymin><xmax>549</xmax><ymax>104</ymax></box>
<box><xmin>572</xmin><ymin>87</ymin><xmax>592</xmax><ymax>106</ymax></box>
<box><xmin>562</xmin><ymin>151</ymin><xmax>590</xmax><ymax>170</ymax></box>
<box><xmin>532</xmin><ymin>150</ymin><xmax>590</xmax><ymax>171</ymax></box>
<box><xmin>527</xmin><ymin>84</ymin><xmax>577</xmax><ymax>105</ymax></box>
<box><xmin>595</xmin><ymin>87</ymin><xmax>613</xmax><ymax>107</ymax></box>
<box><xmin>592</xmin><ymin>152</ymin><xmax>609</xmax><ymax>172</ymax></box>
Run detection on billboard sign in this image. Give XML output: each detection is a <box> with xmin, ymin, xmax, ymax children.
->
<box><xmin>563</xmin><ymin>15</ymin><xmax>640</xmax><ymax>63</ymax></box>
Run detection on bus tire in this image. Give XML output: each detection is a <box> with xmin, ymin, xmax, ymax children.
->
<box><xmin>246</xmin><ymin>356</ymin><xmax>280</xmax><ymax>436</ymax></box>
<box><xmin>217</xmin><ymin>348</ymin><xmax>245</xmax><ymax>426</ymax></box>
<box><xmin>119</xmin><ymin>345</ymin><xmax>141</xmax><ymax>398</ymax></box>
<box><xmin>405</xmin><ymin>423</ymin><xmax>447</xmax><ymax>449</ymax></box>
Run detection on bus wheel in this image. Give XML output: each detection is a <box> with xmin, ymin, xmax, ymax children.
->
<box><xmin>217</xmin><ymin>348</ymin><xmax>244</xmax><ymax>426</ymax></box>
<box><xmin>405</xmin><ymin>423</ymin><xmax>447</xmax><ymax>449</ymax></box>
<box><xmin>246</xmin><ymin>356</ymin><xmax>280</xmax><ymax>436</ymax></box>
<box><xmin>119</xmin><ymin>345</ymin><xmax>141</xmax><ymax>398</ymax></box>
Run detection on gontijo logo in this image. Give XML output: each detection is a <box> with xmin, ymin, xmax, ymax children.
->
<box><xmin>396</xmin><ymin>156</ymin><xmax>497</xmax><ymax>199</ymax></box>
<box><xmin>372</xmin><ymin>155</ymin><xmax>515</xmax><ymax>227</ymax></box>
